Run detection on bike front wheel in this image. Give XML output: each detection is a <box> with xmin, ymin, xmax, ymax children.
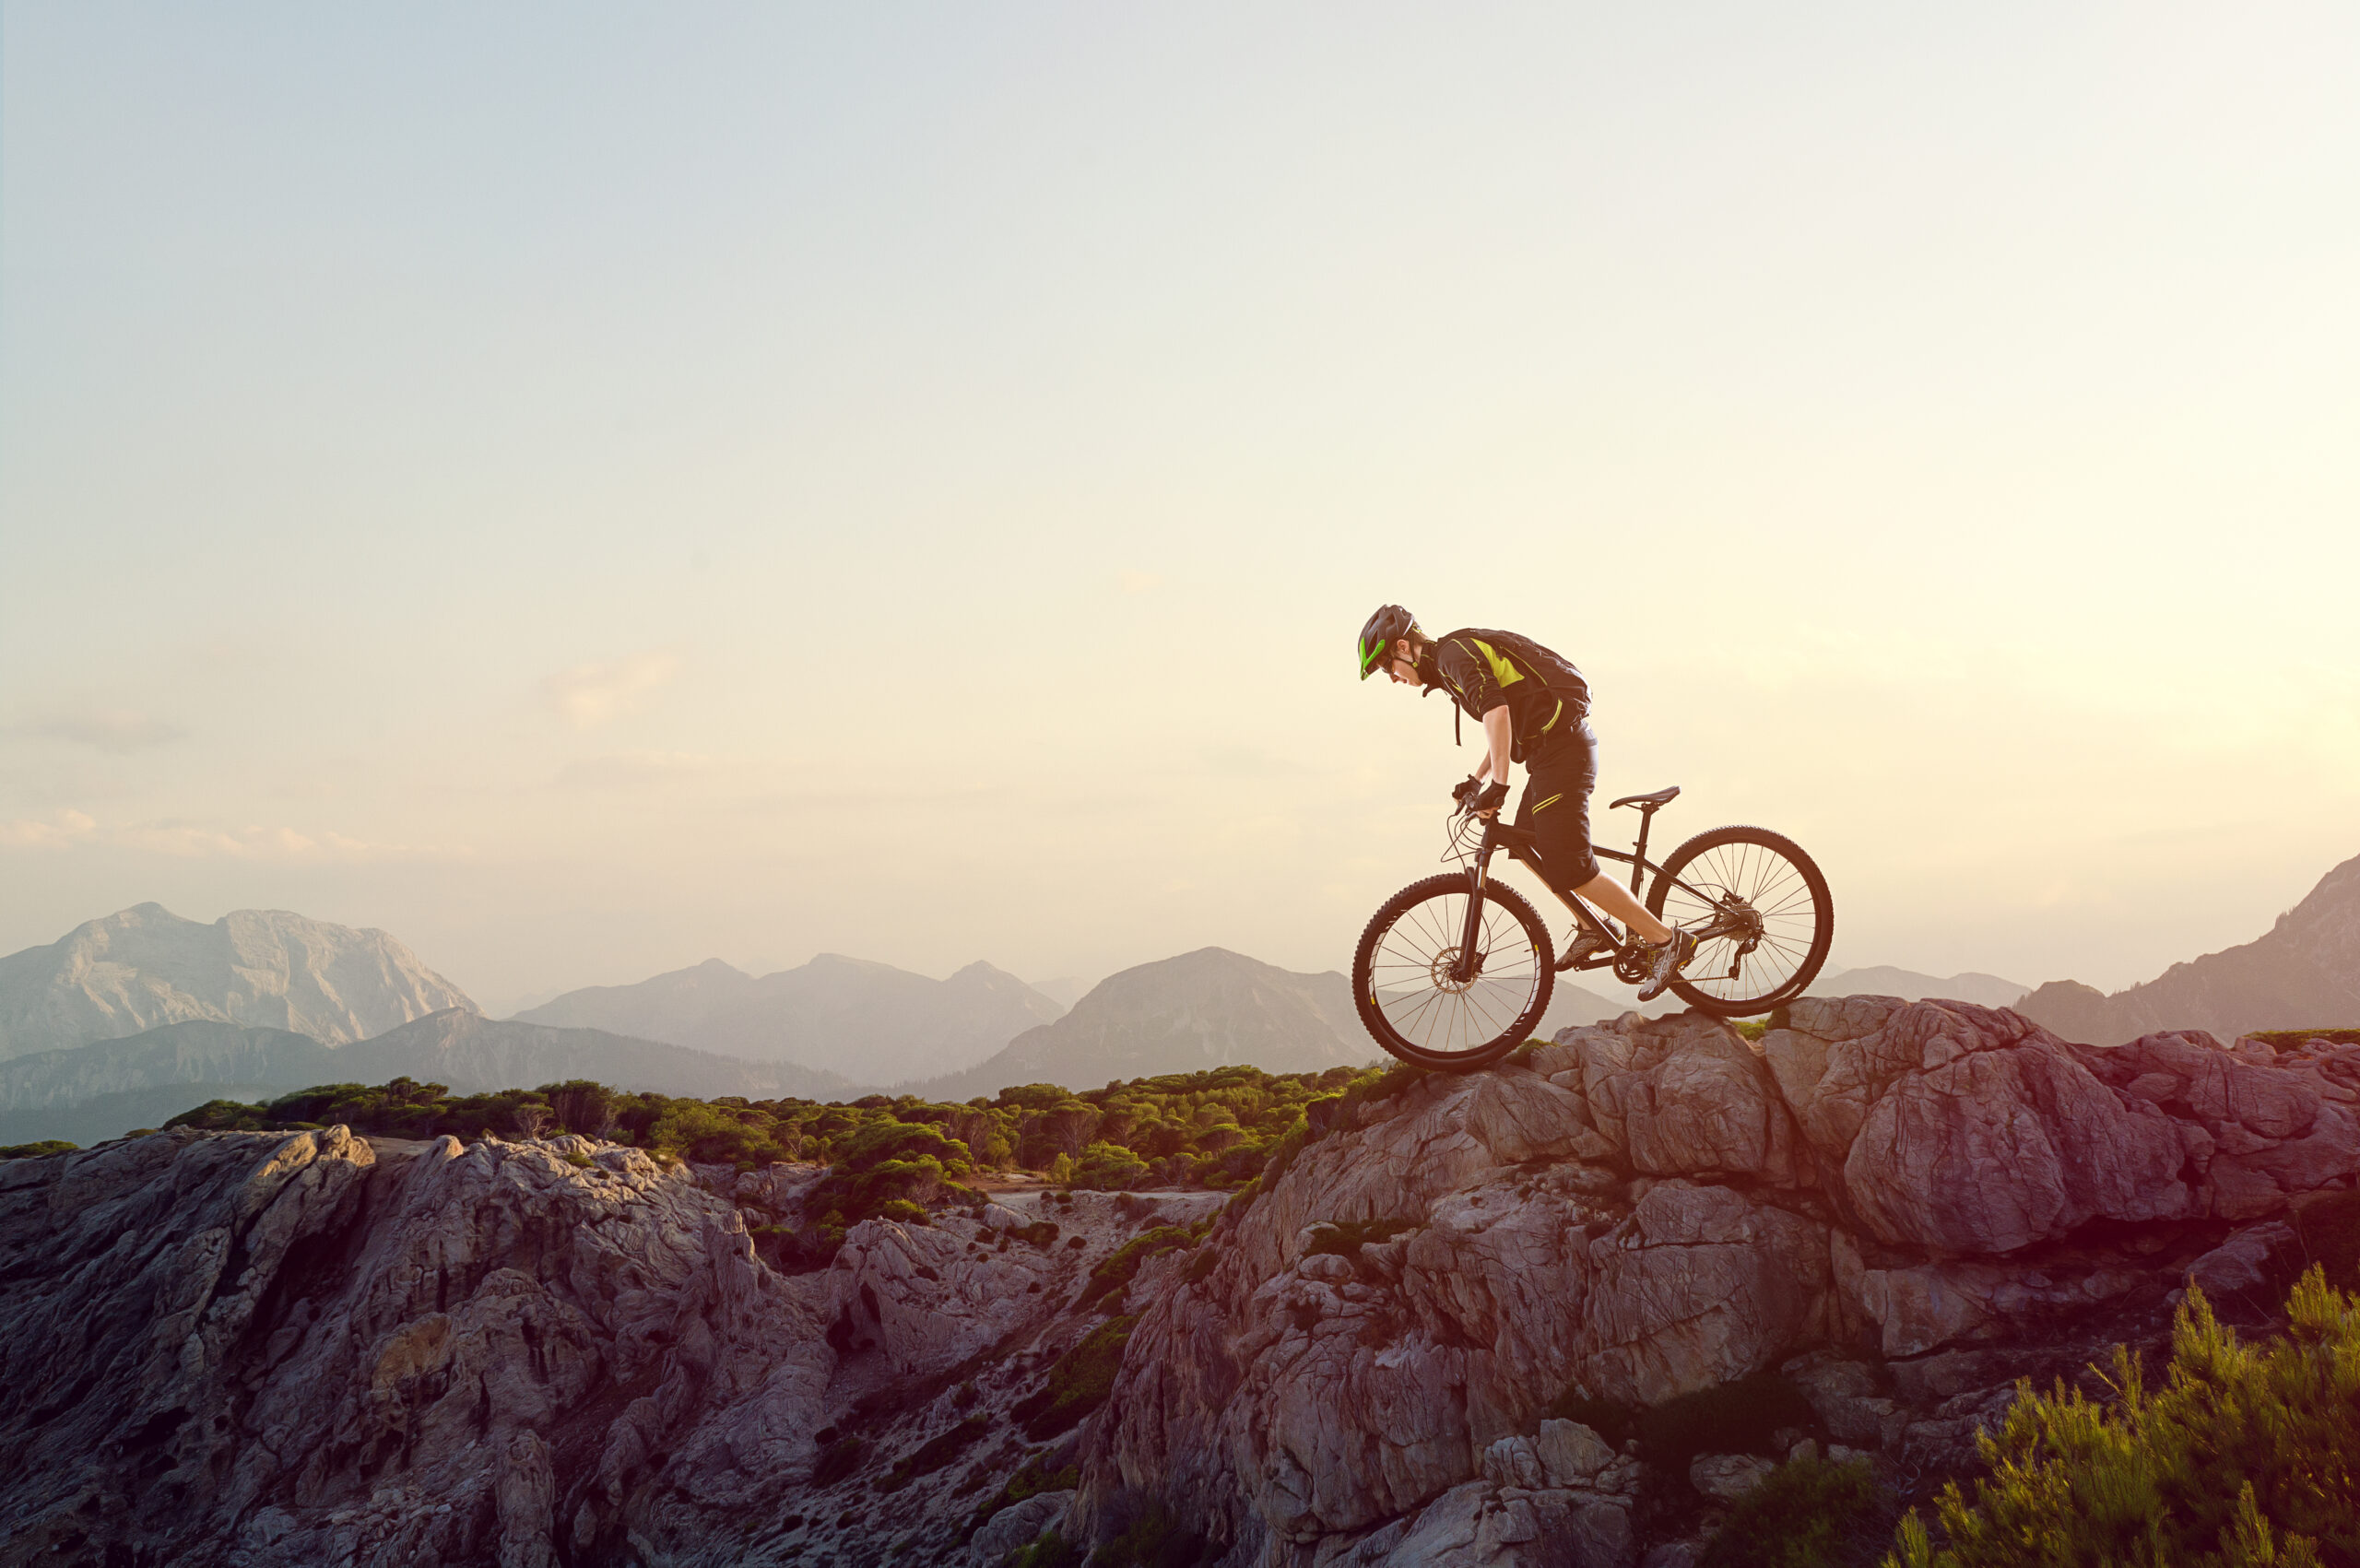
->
<box><xmin>1352</xmin><ymin>874</ymin><xmax>1555</xmax><ymax>1071</ymax></box>
<box><xmin>1645</xmin><ymin>825</ymin><xmax>1833</xmax><ymax>1016</ymax></box>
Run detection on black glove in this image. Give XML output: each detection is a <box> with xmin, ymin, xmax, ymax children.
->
<box><xmin>1451</xmin><ymin>776</ymin><xmax>1483</xmax><ymax>808</ymax></box>
<box><xmin>1472</xmin><ymin>780</ymin><xmax>1509</xmax><ymax>817</ymax></box>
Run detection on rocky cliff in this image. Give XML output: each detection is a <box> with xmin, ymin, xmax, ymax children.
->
<box><xmin>5</xmin><ymin>996</ymin><xmax>2356</xmax><ymax>1567</ymax></box>
<box><xmin>0</xmin><ymin>904</ymin><xmax>477</xmax><ymax>1059</ymax></box>
<box><xmin>2018</xmin><ymin>851</ymin><xmax>2360</xmax><ymax>1043</ymax></box>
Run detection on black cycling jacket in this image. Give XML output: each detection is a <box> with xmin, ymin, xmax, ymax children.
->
<box><xmin>1426</xmin><ymin>628</ymin><xmax>1591</xmax><ymax>762</ymax></box>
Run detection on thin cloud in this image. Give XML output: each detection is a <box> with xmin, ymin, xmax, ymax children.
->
<box><xmin>539</xmin><ymin>650</ymin><xmax>685</xmax><ymax>729</ymax></box>
<box><xmin>555</xmin><ymin>750</ymin><xmax>723</xmax><ymax>789</ymax></box>
<box><xmin>0</xmin><ymin>809</ymin><xmax>98</xmax><ymax>850</ymax></box>
<box><xmin>22</xmin><ymin>816</ymin><xmax>465</xmax><ymax>862</ymax></box>
<box><xmin>23</xmin><ymin>709</ymin><xmax>186</xmax><ymax>752</ymax></box>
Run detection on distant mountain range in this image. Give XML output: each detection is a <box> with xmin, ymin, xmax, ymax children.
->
<box><xmin>0</xmin><ymin>903</ymin><xmax>473</xmax><ymax>1060</ymax></box>
<box><xmin>34</xmin><ymin>884</ymin><xmax>2319</xmax><ymax>1153</ymax></box>
<box><xmin>908</xmin><ymin>948</ymin><xmax>1380</xmax><ymax>1100</ymax></box>
<box><xmin>517</xmin><ymin>954</ymin><xmax>1064</xmax><ymax>1083</ymax></box>
<box><xmin>1804</xmin><ymin>966</ymin><xmax>2029</xmax><ymax>1008</ymax></box>
<box><xmin>0</xmin><ymin>1011</ymin><xmax>858</xmax><ymax>1147</ymax></box>
<box><xmin>2018</xmin><ymin>852</ymin><xmax>2360</xmax><ymax>1045</ymax></box>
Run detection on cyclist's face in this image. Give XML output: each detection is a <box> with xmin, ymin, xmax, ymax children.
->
<box><xmin>1384</xmin><ymin>639</ymin><xmax>1421</xmax><ymax>685</ymax></box>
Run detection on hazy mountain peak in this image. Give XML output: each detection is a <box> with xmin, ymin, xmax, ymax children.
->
<box><xmin>2016</xmin><ymin>850</ymin><xmax>2360</xmax><ymax>1043</ymax></box>
<box><xmin>521</xmin><ymin>952</ymin><xmax>1064</xmax><ymax>1083</ymax></box>
<box><xmin>1804</xmin><ymin>966</ymin><xmax>2030</xmax><ymax>1008</ymax></box>
<box><xmin>905</xmin><ymin>947</ymin><xmax>1374</xmax><ymax>1099</ymax></box>
<box><xmin>0</xmin><ymin>904</ymin><xmax>476</xmax><ymax>1060</ymax></box>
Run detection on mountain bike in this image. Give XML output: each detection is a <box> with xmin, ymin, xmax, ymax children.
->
<box><xmin>1351</xmin><ymin>785</ymin><xmax>1833</xmax><ymax>1070</ymax></box>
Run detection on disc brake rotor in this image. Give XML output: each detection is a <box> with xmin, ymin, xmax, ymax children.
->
<box><xmin>1428</xmin><ymin>946</ymin><xmax>1484</xmax><ymax>994</ymax></box>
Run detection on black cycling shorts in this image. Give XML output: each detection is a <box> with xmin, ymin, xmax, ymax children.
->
<box><xmin>1515</xmin><ymin>719</ymin><xmax>1600</xmax><ymax>894</ymax></box>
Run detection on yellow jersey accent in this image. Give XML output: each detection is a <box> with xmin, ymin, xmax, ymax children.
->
<box><xmin>1468</xmin><ymin>639</ymin><xmax>1525</xmax><ymax>689</ymax></box>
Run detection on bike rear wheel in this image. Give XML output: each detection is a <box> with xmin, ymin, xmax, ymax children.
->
<box><xmin>1645</xmin><ymin>826</ymin><xmax>1833</xmax><ymax>1016</ymax></box>
<box><xmin>1352</xmin><ymin>874</ymin><xmax>1555</xmax><ymax>1071</ymax></box>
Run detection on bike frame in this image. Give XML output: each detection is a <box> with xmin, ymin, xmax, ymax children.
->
<box><xmin>1448</xmin><ymin>810</ymin><xmax>1748</xmax><ymax>982</ymax></box>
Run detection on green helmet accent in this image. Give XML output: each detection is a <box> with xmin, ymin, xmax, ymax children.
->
<box><xmin>1358</xmin><ymin>604</ymin><xmax>1418</xmax><ymax>680</ymax></box>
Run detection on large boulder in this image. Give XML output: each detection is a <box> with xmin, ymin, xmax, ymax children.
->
<box><xmin>2069</xmin><ymin>1030</ymin><xmax>2360</xmax><ymax>1219</ymax></box>
<box><xmin>1527</xmin><ymin>1014</ymin><xmax>1806</xmax><ymax>1185</ymax></box>
<box><xmin>1763</xmin><ymin>997</ymin><xmax>2191</xmax><ymax>1251</ymax></box>
<box><xmin>1082</xmin><ymin>1061</ymin><xmax>1835</xmax><ymax>1562</ymax></box>
<box><xmin>0</xmin><ymin>1130</ymin><xmax>832</xmax><ymax>1567</ymax></box>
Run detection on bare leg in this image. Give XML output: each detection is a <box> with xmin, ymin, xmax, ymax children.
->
<box><xmin>1568</xmin><ymin>871</ymin><xmax>1672</xmax><ymax>947</ymax></box>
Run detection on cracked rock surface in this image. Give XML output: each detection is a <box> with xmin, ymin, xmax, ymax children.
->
<box><xmin>4</xmin><ymin>996</ymin><xmax>2357</xmax><ymax>1568</ymax></box>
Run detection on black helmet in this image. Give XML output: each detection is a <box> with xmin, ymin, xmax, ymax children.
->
<box><xmin>1357</xmin><ymin>604</ymin><xmax>1420</xmax><ymax>680</ymax></box>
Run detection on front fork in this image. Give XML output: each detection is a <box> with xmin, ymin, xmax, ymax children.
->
<box><xmin>1453</xmin><ymin>819</ymin><xmax>1498</xmax><ymax>983</ymax></box>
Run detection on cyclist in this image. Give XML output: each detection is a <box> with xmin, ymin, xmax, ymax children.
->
<box><xmin>1357</xmin><ymin>604</ymin><xmax>1697</xmax><ymax>1002</ymax></box>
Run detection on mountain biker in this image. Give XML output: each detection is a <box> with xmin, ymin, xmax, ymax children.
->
<box><xmin>1357</xmin><ymin>604</ymin><xmax>1698</xmax><ymax>1002</ymax></box>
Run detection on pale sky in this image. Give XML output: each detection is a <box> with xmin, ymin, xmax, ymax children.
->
<box><xmin>5</xmin><ymin>4</ymin><xmax>2356</xmax><ymax>1014</ymax></box>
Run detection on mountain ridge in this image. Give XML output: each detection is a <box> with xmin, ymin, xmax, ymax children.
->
<box><xmin>0</xmin><ymin>1011</ymin><xmax>861</xmax><ymax>1146</ymax></box>
<box><xmin>0</xmin><ymin>903</ymin><xmax>474</xmax><ymax>1060</ymax></box>
<box><xmin>519</xmin><ymin>953</ymin><xmax>1063</xmax><ymax>1083</ymax></box>
<box><xmin>2017</xmin><ymin>851</ymin><xmax>2360</xmax><ymax>1043</ymax></box>
<box><xmin>905</xmin><ymin>946</ymin><xmax>1379</xmax><ymax>1100</ymax></box>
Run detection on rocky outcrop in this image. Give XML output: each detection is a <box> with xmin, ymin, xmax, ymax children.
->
<box><xmin>0</xmin><ymin>903</ymin><xmax>477</xmax><ymax>1059</ymax></box>
<box><xmin>2017</xmin><ymin>851</ymin><xmax>2360</xmax><ymax>1043</ymax></box>
<box><xmin>1078</xmin><ymin>999</ymin><xmax>2360</xmax><ymax>1567</ymax></box>
<box><xmin>5</xmin><ymin>996</ymin><xmax>2357</xmax><ymax>1568</ymax></box>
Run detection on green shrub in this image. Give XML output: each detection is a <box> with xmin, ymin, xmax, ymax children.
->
<box><xmin>1078</xmin><ymin>1226</ymin><xmax>1198</xmax><ymax>1310</ymax></box>
<box><xmin>1544</xmin><ymin>1373</ymin><xmax>1813</xmax><ymax>1473</ymax></box>
<box><xmin>1303</xmin><ymin>1218</ymin><xmax>1415</xmax><ymax>1256</ymax></box>
<box><xmin>2248</xmin><ymin>1029</ymin><xmax>2360</xmax><ymax>1049</ymax></box>
<box><xmin>2291</xmin><ymin>1189</ymin><xmax>2360</xmax><ymax>1291</ymax></box>
<box><xmin>1072</xmin><ymin>1139</ymin><xmax>1150</xmax><ymax>1191</ymax></box>
<box><xmin>1010</xmin><ymin>1531</ymin><xmax>1082</xmax><ymax>1568</ymax></box>
<box><xmin>164</xmin><ymin>1099</ymin><xmax>270</xmax><ymax>1132</ymax></box>
<box><xmin>1888</xmin><ymin>1268</ymin><xmax>2360</xmax><ymax>1567</ymax></box>
<box><xmin>811</xmin><ymin>1433</ymin><xmax>867</xmax><ymax>1488</ymax></box>
<box><xmin>1700</xmin><ymin>1457</ymin><xmax>1882</xmax><ymax>1568</ymax></box>
<box><xmin>1015</xmin><ymin>1315</ymin><xmax>1139</xmax><ymax>1440</ymax></box>
<box><xmin>0</xmin><ymin>1139</ymin><xmax>77</xmax><ymax>1160</ymax></box>
<box><xmin>877</xmin><ymin>1415</ymin><xmax>989</xmax><ymax>1492</ymax></box>
<box><xmin>1089</xmin><ymin>1502</ymin><xmax>1209</xmax><ymax>1567</ymax></box>
<box><xmin>965</xmin><ymin>1456</ymin><xmax>1081</xmax><ymax>1539</ymax></box>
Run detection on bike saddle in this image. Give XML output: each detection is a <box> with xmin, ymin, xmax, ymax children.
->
<box><xmin>1610</xmin><ymin>785</ymin><xmax>1681</xmax><ymax>811</ymax></box>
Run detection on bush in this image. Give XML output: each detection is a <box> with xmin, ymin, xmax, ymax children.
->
<box><xmin>965</xmin><ymin>1456</ymin><xmax>1081</xmax><ymax>1539</ymax></box>
<box><xmin>1078</xmin><ymin>1226</ymin><xmax>1199</xmax><ymax>1311</ymax></box>
<box><xmin>1010</xmin><ymin>1531</ymin><xmax>1082</xmax><ymax>1568</ymax></box>
<box><xmin>2248</xmin><ymin>1029</ymin><xmax>2360</xmax><ymax>1049</ymax></box>
<box><xmin>1547</xmin><ymin>1373</ymin><xmax>1814</xmax><ymax>1474</ymax></box>
<box><xmin>1014</xmin><ymin>1315</ymin><xmax>1138</xmax><ymax>1440</ymax></box>
<box><xmin>1303</xmin><ymin>1218</ymin><xmax>1415</xmax><ymax>1256</ymax></box>
<box><xmin>0</xmin><ymin>1139</ymin><xmax>77</xmax><ymax>1160</ymax></box>
<box><xmin>1888</xmin><ymin>1268</ymin><xmax>2360</xmax><ymax>1567</ymax></box>
<box><xmin>1072</xmin><ymin>1139</ymin><xmax>1150</xmax><ymax>1191</ymax></box>
<box><xmin>1090</xmin><ymin>1502</ymin><xmax>1210</xmax><ymax>1568</ymax></box>
<box><xmin>877</xmin><ymin>1415</ymin><xmax>988</xmax><ymax>1492</ymax></box>
<box><xmin>810</xmin><ymin>1433</ymin><xmax>867</xmax><ymax>1488</ymax></box>
<box><xmin>1700</xmin><ymin>1457</ymin><xmax>1882</xmax><ymax>1568</ymax></box>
